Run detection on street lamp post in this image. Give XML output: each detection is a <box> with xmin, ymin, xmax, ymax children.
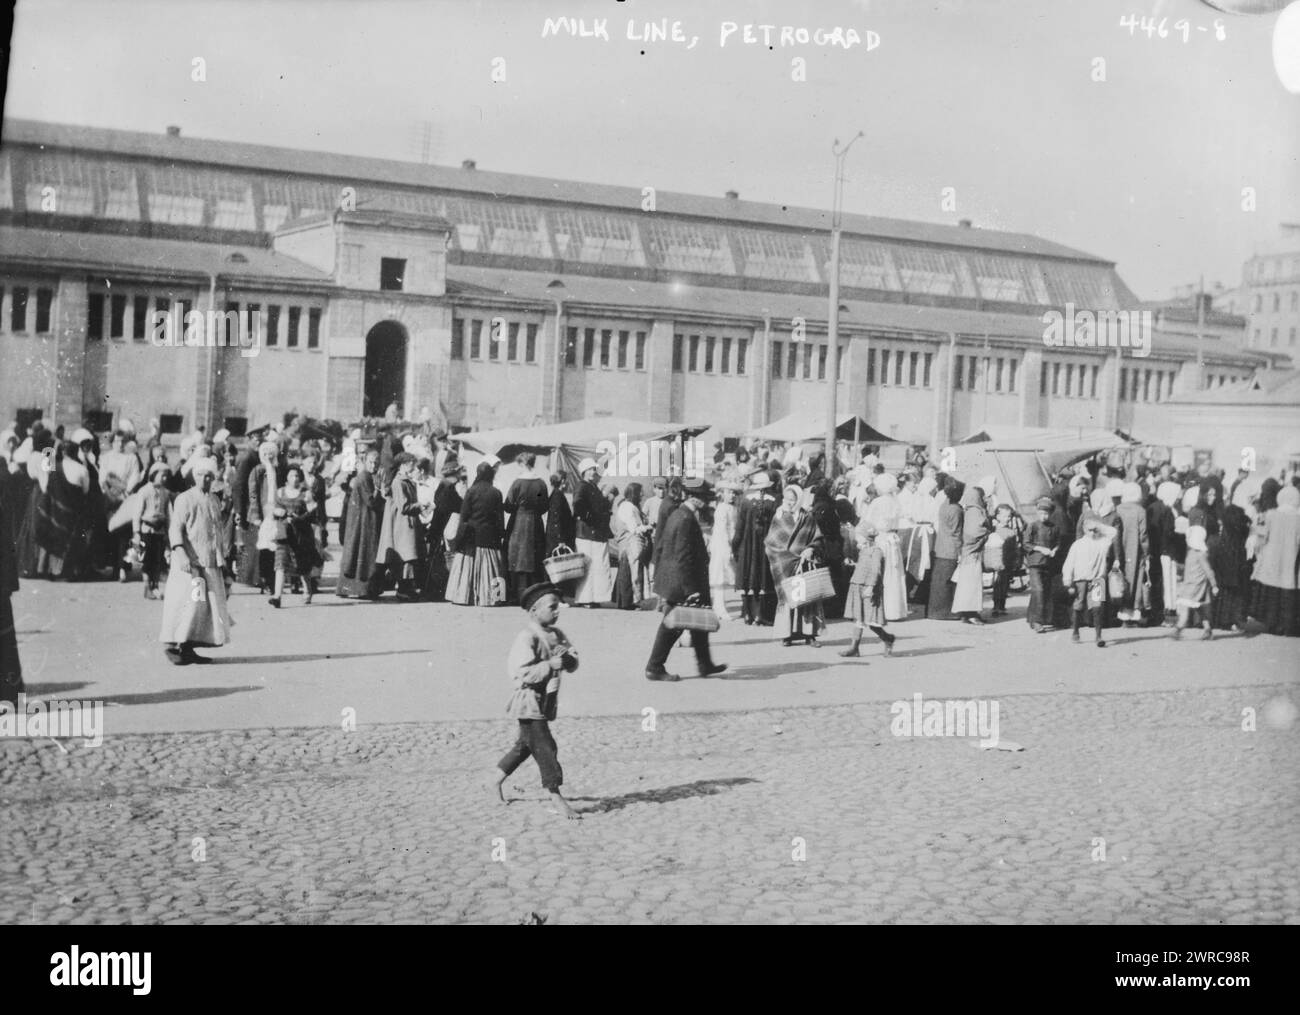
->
<box><xmin>826</xmin><ymin>131</ymin><xmax>864</xmax><ymax>480</ymax></box>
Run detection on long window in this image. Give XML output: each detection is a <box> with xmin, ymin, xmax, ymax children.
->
<box><xmin>772</xmin><ymin>340</ymin><xmax>783</xmax><ymax>378</ymax></box>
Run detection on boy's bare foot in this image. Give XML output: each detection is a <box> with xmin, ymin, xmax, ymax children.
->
<box><xmin>488</xmin><ymin>771</ymin><xmax>507</xmax><ymax>803</ymax></box>
<box><xmin>838</xmin><ymin>646</ymin><xmax>860</xmax><ymax>657</ymax></box>
<box><xmin>549</xmin><ymin>793</ymin><xmax>581</xmax><ymax>820</ymax></box>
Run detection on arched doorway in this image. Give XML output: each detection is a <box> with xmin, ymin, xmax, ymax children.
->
<box><xmin>364</xmin><ymin>321</ymin><xmax>407</xmax><ymax>417</ymax></box>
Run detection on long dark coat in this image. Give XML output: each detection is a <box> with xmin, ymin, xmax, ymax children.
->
<box><xmin>652</xmin><ymin>504</ymin><xmax>709</xmax><ymax>604</ymax></box>
<box><xmin>338</xmin><ymin>468</ymin><xmax>384</xmax><ymax>593</ymax></box>
<box><xmin>504</xmin><ymin>476</ymin><xmax>548</xmax><ymax>573</ymax></box>
<box><xmin>545</xmin><ymin>489</ymin><xmax>575</xmax><ymax>553</ymax></box>
<box><xmin>454</xmin><ymin>479</ymin><xmax>505</xmax><ymax>553</ymax></box>
<box><xmin>573</xmin><ymin>479</ymin><xmax>613</xmax><ymax>542</ymax></box>
<box><xmin>731</xmin><ymin>493</ymin><xmax>777</xmax><ymax>595</ymax></box>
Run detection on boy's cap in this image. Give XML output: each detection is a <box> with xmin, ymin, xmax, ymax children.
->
<box><xmin>1035</xmin><ymin>496</ymin><xmax>1054</xmax><ymax>511</ymax></box>
<box><xmin>682</xmin><ymin>476</ymin><xmax>714</xmax><ymax>501</ymax></box>
<box><xmin>520</xmin><ymin>581</ymin><xmax>561</xmax><ymax>612</ymax></box>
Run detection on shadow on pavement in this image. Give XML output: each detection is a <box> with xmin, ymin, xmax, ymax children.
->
<box><xmin>578</xmin><ymin>776</ymin><xmax>760</xmax><ymax>813</ymax></box>
<box><xmin>23</xmin><ymin>682</ymin><xmax>94</xmax><ymax>696</ymax></box>
<box><xmin>99</xmin><ymin>686</ymin><xmax>264</xmax><ymax>706</ymax></box>
<box><xmin>883</xmin><ymin>645</ymin><xmax>971</xmax><ymax>659</ymax></box>
<box><xmin>719</xmin><ymin>661</ymin><xmax>828</xmax><ymax>680</ymax></box>
<box><xmin>210</xmin><ymin>649</ymin><xmax>429</xmax><ymax>665</ymax></box>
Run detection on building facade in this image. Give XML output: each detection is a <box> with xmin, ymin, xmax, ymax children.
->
<box><xmin>1238</xmin><ymin>224</ymin><xmax>1300</xmax><ymax>354</ymax></box>
<box><xmin>0</xmin><ymin>119</ymin><xmax>1287</xmax><ymax>449</ymax></box>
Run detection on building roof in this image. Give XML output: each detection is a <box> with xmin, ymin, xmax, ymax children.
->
<box><xmin>1</xmin><ymin>117</ymin><xmax>1111</xmax><ymax>264</ymax></box>
<box><xmin>0</xmin><ymin>225</ymin><xmax>330</xmax><ymax>283</ymax></box>
<box><xmin>1167</xmin><ymin>369</ymin><xmax>1300</xmax><ymax>406</ymax></box>
<box><xmin>445</xmin><ymin>264</ymin><xmax>1054</xmax><ymax>341</ymax></box>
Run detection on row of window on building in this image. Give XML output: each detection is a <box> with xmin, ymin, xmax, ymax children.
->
<box><xmin>671</xmin><ymin>333</ymin><xmax>750</xmax><ymax>376</ymax></box>
<box><xmin>0</xmin><ymin>284</ymin><xmax>56</xmax><ymax>333</ymax></box>
<box><xmin>1251</xmin><ymin>289</ymin><xmax>1298</xmax><ymax>313</ymax></box>
<box><xmin>1251</xmin><ymin>325</ymin><xmax>1298</xmax><ymax>347</ymax></box>
<box><xmin>449</xmin><ymin>317</ymin><xmax>543</xmax><ymax>364</ymax></box>
<box><xmin>81</xmin><ymin>291</ymin><xmax>323</xmax><ymax>349</ymax></box>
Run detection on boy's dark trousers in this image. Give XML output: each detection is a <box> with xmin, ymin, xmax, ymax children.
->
<box><xmin>992</xmin><ymin>570</ymin><xmax>1011</xmax><ymax>612</ymax></box>
<box><xmin>498</xmin><ymin>719</ymin><xmax>563</xmax><ymax>791</ymax></box>
<box><xmin>646</xmin><ymin>611</ymin><xmax>714</xmax><ymax>673</ymax></box>
<box><xmin>1071</xmin><ymin>580</ymin><xmax>1105</xmax><ymax>639</ymax></box>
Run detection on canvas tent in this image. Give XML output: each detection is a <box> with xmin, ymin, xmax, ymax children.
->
<box><xmin>452</xmin><ymin>417</ymin><xmax>711</xmax><ymax>488</ymax></box>
<box><xmin>746</xmin><ymin>411</ymin><xmax>906</xmax><ymax>445</ymax></box>
<box><xmin>950</xmin><ymin>426</ymin><xmax>1137</xmax><ymax>510</ymax></box>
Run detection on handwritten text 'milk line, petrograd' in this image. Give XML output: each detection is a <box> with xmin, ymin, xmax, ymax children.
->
<box><xmin>542</xmin><ymin>18</ymin><xmax>879</xmax><ymax>52</ymax></box>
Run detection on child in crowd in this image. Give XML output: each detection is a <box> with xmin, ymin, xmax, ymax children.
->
<box><xmin>989</xmin><ymin>503</ymin><xmax>1023</xmax><ymax>618</ymax></box>
<box><xmin>133</xmin><ymin>462</ymin><xmax>172</xmax><ymax>599</ymax></box>
<box><xmin>491</xmin><ymin>582</ymin><xmax>582</xmax><ymax>819</ymax></box>
<box><xmin>1173</xmin><ymin>525</ymin><xmax>1218</xmax><ymax>641</ymax></box>
<box><xmin>1061</xmin><ymin>517</ymin><xmax>1116</xmax><ymax>648</ymax></box>
<box><xmin>1023</xmin><ymin>496</ymin><xmax>1061</xmax><ymax>632</ymax></box>
<box><xmin>839</xmin><ymin>522</ymin><xmax>896</xmax><ymax>658</ymax></box>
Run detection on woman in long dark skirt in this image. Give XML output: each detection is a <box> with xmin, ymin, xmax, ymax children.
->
<box><xmin>731</xmin><ymin>472</ymin><xmax>778</xmax><ymax>625</ymax></box>
<box><xmin>420</xmin><ymin>460</ymin><xmax>463</xmax><ymax>601</ymax></box>
<box><xmin>927</xmin><ymin>478</ymin><xmax>964</xmax><ymax>620</ymax></box>
<box><xmin>809</xmin><ymin>480</ymin><xmax>846</xmax><ymax>620</ymax></box>
<box><xmin>1210</xmin><ymin>503</ymin><xmax>1250</xmax><ymax>631</ymax></box>
<box><xmin>503</xmin><ymin>453</ymin><xmax>549</xmax><ymax>604</ymax></box>
<box><xmin>336</xmin><ymin>447</ymin><xmax>384</xmax><ymax>598</ymax></box>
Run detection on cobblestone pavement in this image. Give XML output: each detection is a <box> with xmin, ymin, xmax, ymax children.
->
<box><xmin>2</xmin><ymin>683</ymin><xmax>1297</xmax><ymax>924</ymax></box>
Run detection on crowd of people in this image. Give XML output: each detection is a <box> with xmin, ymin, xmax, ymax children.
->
<box><xmin>2</xmin><ymin>416</ymin><xmax>1299</xmax><ymax>697</ymax></box>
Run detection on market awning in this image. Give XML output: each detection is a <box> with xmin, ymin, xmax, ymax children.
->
<box><xmin>746</xmin><ymin>411</ymin><xmax>906</xmax><ymax>444</ymax></box>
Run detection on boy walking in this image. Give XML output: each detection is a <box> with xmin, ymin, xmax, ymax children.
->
<box><xmin>491</xmin><ymin>581</ymin><xmax>582</xmax><ymax>819</ymax></box>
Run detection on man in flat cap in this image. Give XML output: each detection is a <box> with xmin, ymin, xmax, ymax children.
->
<box><xmin>645</xmin><ymin>477</ymin><xmax>727</xmax><ymax>681</ymax></box>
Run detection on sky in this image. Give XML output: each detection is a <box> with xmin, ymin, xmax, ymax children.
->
<box><xmin>3</xmin><ymin>0</ymin><xmax>1297</xmax><ymax>300</ymax></box>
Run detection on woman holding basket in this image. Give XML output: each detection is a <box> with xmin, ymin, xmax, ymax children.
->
<box><xmin>764</xmin><ymin>484</ymin><xmax>828</xmax><ymax>647</ymax></box>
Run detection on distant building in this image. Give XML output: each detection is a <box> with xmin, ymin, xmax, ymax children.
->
<box><xmin>1162</xmin><ymin>370</ymin><xmax>1300</xmax><ymax>475</ymax></box>
<box><xmin>1239</xmin><ymin>224</ymin><xmax>1300</xmax><ymax>354</ymax></box>
<box><xmin>0</xmin><ymin>119</ymin><xmax>1283</xmax><ymax>449</ymax></box>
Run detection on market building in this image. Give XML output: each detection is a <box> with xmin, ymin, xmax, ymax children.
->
<box><xmin>0</xmin><ymin>119</ymin><xmax>1288</xmax><ymax>456</ymax></box>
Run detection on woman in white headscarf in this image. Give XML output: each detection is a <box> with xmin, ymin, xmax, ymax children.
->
<box><xmin>952</xmin><ymin>484</ymin><xmax>991</xmax><ymax>624</ymax></box>
<box><xmin>159</xmin><ymin>457</ymin><xmax>232</xmax><ymax>664</ymax></box>
<box><xmin>864</xmin><ymin>473</ymin><xmax>909</xmax><ymax>621</ymax></box>
<box><xmin>764</xmin><ymin>484</ymin><xmax>825</xmax><ymax>646</ymax></box>
<box><xmin>1148</xmin><ymin>480</ymin><xmax>1182</xmax><ymax>624</ymax></box>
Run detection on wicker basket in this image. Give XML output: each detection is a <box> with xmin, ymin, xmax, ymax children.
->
<box><xmin>544</xmin><ymin>544</ymin><xmax>588</xmax><ymax>583</ymax></box>
<box><xmin>780</xmin><ymin>561</ymin><xmax>835</xmax><ymax>606</ymax></box>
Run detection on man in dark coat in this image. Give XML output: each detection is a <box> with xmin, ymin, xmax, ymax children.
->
<box><xmin>645</xmin><ymin>477</ymin><xmax>727</xmax><ymax>682</ymax></box>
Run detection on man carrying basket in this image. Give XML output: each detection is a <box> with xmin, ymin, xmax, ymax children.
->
<box><xmin>644</xmin><ymin>477</ymin><xmax>728</xmax><ymax>682</ymax></box>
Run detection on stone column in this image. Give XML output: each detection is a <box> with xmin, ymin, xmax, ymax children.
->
<box><xmin>645</xmin><ymin>318</ymin><xmax>674</xmax><ymax>422</ymax></box>
<box><xmin>53</xmin><ymin>276</ymin><xmax>87</xmax><ymax>426</ymax></box>
<box><xmin>1017</xmin><ymin>347</ymin><xmax>1045</xmax><ymax>430</ymax></box>
<box><xmin>1098</xmin><ymin>350</ymin><xmax>1121</xmax><ymax>429</ymax></box>
<box><xmin>749</xmin><ymin>321</ymin><xmax>770</xmax><ymax>429</ymax></box>
<box><xmin>931</xmin><ymin>335</ymin><xmax>956</xmax><ymax>452</ymax></box>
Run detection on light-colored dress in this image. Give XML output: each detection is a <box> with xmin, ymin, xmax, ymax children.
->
<box><xmin>708</xmin><ymin>501</ymin><xmax>736</xmax><ymax>587</ymax></box>
<box><xmin>865</xmin><ymin>492</ymin><xmax>908</xmax><ymax>621</ymax></box>
<box><xmin>159</xmin><ymin>486</ymin><xmax>233</xmax><ymax>647</ymax></box>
